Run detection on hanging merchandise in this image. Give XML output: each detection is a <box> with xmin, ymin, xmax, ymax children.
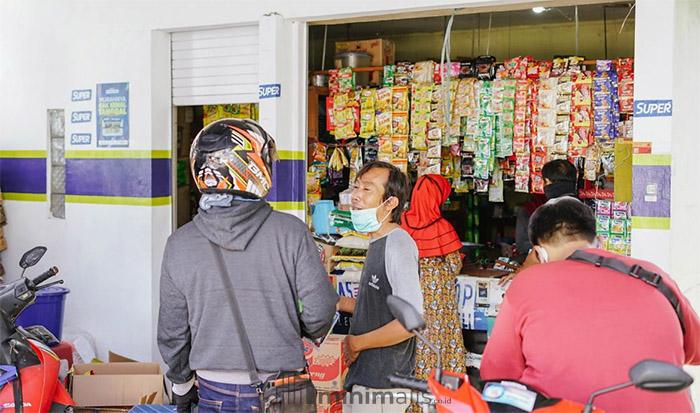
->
<box><xmin>593</xmin><ymin>60</ymin><xmax>620</xmax><ymax>144</ymax></box>
<box><xmin>378</xmin><ymin>136</ymin><xmax>393</xmax><ymax>162</ymax></box>
<box><xmin>616</xmin><ymin>58</ymin><xmax>634</xmax><ymax>113</ymax></box>
<box><xmin>395</xmin><ymin>62</ymin><xmax>413</xmax><ymax>86</ymax></box>
<box><xmin>410</xmin><ymin>85</ymin><xmax>432</xmax><ymax>150</ymax></box>
<box><xmin>364</xmin><ymin>137</ymin><xmax>379</xmax><ymax>162</ymax></box>
<box><xmin>359</xmin><ymin>89</ymin><xmax>377</xmax><ymax>138</ymax></box>
<box><xmin>514</xmin><ymin>80</ymin><xmax>530</xmax><ymax>192</ymax></box>
<box><xmin>488</xmin><ymin>164</ymin><xmax>504</xmax><ymax>203</ymax></box>
<box><xmin>348</xmin><ymin>143</ymin><xmax>364</xmax><ymax>183</ymax></box>
<box><xmin>595</xmin><ymin>199</ymin><xmax>631</xmax><ymax>256</ymax></box>
<box><xmin>309</xmin><ymin>141</ymin><xmax>329</xmax><ymax>184</ymax></box>
<box><xmin>375</xmin><ymin>87</ymin><xmax>393</xmax><ymax>136</ymax></box>
<box><xmin>337</xmin><ymin>67</ymin><xmax>354</xmax><ymax>93</ymax></box>
<box><xmin>332</xmin><ymin>92</ymin><xmax>357</xmax><ymax>140</ymax></box>
<box><xmin>413</xmin><ymin>61</ymin><xmax>435</xmax><ymax>85</ymax></box>
<box><xmin>328</xmin><ymin>146</ymin><xmax>349</xmax><ymax>186</ymax></box>
<box><xmin>554</xmin><ymin>75</ymin><xmax>573</xmax><ymax>156</ymax></box>
<box><xmin>571</xmin><ymin>73</ymin><xmax>593</xmax><ymax>151</ymax></box>
<box><xmin>391</xmin><ymin>85</ymin><xmax>410</xmax><ymax>170</ymax></box>
<box><xmin>475</xmin><ymin>56</ymin><xmax>497</xmax><ymax>80</ymax></box>
<box><xmin>496</xmin><ymin>79</ymin><xmax>516</xmax><ymax>158</ymax></box>
<box><xmin>383</xmin><ymin>65</ymin><xmax>396</xmax><ymax>87</ymax></box>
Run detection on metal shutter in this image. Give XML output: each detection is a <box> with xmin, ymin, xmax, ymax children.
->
<box><xmin>171</xmin><ymin>25</ymin><xmax>259</xmax><ymax>106</ymax></box>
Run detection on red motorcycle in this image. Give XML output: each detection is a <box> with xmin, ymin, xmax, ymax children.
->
<box><xmin>0</xmin><ymin>246</ymin><xmax>75</xmax><ymax>412</ymax></box>
<box><xmin>386</xmin><ymin>295</ymin><xmax>693</xmax><ymax>413</ymax></box>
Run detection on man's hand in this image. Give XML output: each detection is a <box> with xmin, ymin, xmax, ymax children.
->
<box><xmin>498</xmin><ymin>273</ymin><xmax>516</xmax><ymax>286</ymax></box>
<box><xmin>173</xmin><ymin>385</ymin><xmax>198</xmax><ymax>413</ymax></box>
<box><xmin>337</xmin><ymin>297</ymin><xmax>356</xmax><ymax>314</ymax></box>
<box><xmin>343</xmin><ymin>335</ymin><xmax>361</xmax><ymax>365</ymax></box>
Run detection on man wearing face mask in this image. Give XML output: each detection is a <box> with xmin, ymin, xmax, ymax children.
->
<box><xmin>515</xmin><ymin>159</ymin><xmax>578</xmax><ymax>257</ymax></box>
<box><xmin>337</xmin><ymin>161</ymin><xmax>422</xmax><ymax>413</ymax></box>
<box><xmin>481</xmin><ymin>197</ymin><xmax>700</xmax><ymax>412</ymax></box>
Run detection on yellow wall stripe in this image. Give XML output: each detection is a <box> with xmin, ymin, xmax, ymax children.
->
<box><xmin>633</xmin><ymin>154</ymin><xmax>672</xmax><ymax>166</ymax></box>
<box><xmin>0</xmin><ymin>150</ymin><xmax>47</xmax><ymax>158</ymax></box>
<box><xmin>65</xmin><ymin>150</ymin><xmax>172</xmax><ymax>159</ymax></box>
<box><xmin>2</xmin><ymin>193</ymin><xmax>47</xmax><ymax>202</ymax></box>
<box><xmin>66</xmin><ymin>195</ymin><xmax>171</xmax><ymax>206</ymax></box>
<box><xmin>277</xmin><ymin>150</ymin><xmax>305</xmax><ymax>161</ymax></box>
<box><xmin>632</xmin><ymin>216</ymin><xmax>671</xmax><ymax>230</ymax></box>
<box><xmin>269</xmin><ymin>201</ymin><xmax>305</xmax><ymax>211</ymax></box>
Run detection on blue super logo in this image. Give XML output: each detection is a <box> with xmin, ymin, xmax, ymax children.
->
<box><xmin>634</xmin><ymin>100</ymin><xmax>673</xmax><ymax>117</ymax></box>
<box><xmin>259</xmin><ymin>84</ymin><xmax>281</xmax><ymax>99</ymax></box>
<box><xmin>70</xmin><ymin>133</ymin><xmax>92</xmax><ymax>145</ymax></box>
<box><xmin>71</xmin><ymin>111</ymin><xmax>92</xmax><ymax>123</ymax></box>
<box><xmin>71</xmin><ymin>89</ymin><xmax>92</xmax><ymax>101</ymax></box>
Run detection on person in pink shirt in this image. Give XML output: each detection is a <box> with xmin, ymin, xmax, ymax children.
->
<box><xmin>481</xmin><ymin>197</ymin><xmax>700</xmax><ymax>413</ymax></box>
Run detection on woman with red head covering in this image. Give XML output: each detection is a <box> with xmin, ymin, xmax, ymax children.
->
<box><xmin>402</xmin><ymin>175</ymin><xmax>467</xmax><ymax>411</ymax></box>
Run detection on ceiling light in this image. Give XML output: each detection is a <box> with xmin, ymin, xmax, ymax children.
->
<box><xmin>532</xmin><ymin>7</ymin><xmax>548</xmax><ymax>14</ymax></box>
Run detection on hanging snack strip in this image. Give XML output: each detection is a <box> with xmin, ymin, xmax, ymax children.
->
<box><xmin>514</xmin><ymin>79</ymin><xmax>530</xmax><ymax>193</ymax></box>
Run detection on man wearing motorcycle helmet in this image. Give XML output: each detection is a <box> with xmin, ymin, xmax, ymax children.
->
<box><xmin>481</xmin><ymin>197</ymin><xmax>700</xmax><ymax>412</ymax></box>
<box><xmin>158</xmin><ymin>119</ymin><xmax>338</xmax><ymax>412</ymax></box>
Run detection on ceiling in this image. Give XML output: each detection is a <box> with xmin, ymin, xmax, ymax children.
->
<box><xmin>309</xmin><ymin>2</ymin><xmax>634</xmax><ymax>40</ymax></box>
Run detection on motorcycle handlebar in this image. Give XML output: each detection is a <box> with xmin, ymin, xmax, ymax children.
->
<box><xmin>388</xmin><ymin>374</ymin><xmax>429</xmax><ymax>394</ymax></box>
<box><xmin>32</xmin><ymin>266</ymin><xmax>59</xmax><ymax>286</ymax></box>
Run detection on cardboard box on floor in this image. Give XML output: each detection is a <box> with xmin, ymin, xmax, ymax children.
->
<box><xmin>71</xmin><ymin>352</ymin><xmax>163</xmax><ymax>409</ymax></box>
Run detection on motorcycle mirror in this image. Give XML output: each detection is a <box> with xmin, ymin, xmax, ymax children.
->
<box><xmin>583</xmin><ymin>360</ymin><xmax>694</xmax><ymax>413</ymax></box>
<box><xmin>387</xmin><ymin>295</ymin><xmax>425</xmax><ymax>333</ymax></box>
<box><xmin>19</xmin><ymin>246</ymin><xmax>47</xmax><ymax>269</ymax></box>
<box><xmin>629</xmin><ymin>360</ymin><xmax>694</xmax><ymax>392</ymax></box>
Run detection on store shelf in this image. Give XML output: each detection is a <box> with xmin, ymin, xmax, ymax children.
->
<box><xmin>311</xmin><ymin>60</ymin><xmax>600</xmax><ymax>76</ymax></box>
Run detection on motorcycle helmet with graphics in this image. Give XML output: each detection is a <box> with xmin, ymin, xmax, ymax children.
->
<box><xmin>190</xmin><ymin>118</ymin><xmax>277</xmax><ymax>198</ymax></box>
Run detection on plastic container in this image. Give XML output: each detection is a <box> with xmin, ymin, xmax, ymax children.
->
<box><xmin>16</xmin><ymin>286</ymin><xmax>69</xmax><ymax>341</ymax></box>
<box><xmin>311</xmin><ymin>200</ymin><xmax>338</xmax><ymax>235</ymax></box>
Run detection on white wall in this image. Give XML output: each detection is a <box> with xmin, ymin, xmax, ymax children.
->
<box><xmin>2</xmin><ymin>1</ymin><xmax>699</xmax><ymax>407</ymax></box>
<box><xmin>669</xmin><ymin>0</ymin><xmax>700</xmax><ymax>404</ymax></box>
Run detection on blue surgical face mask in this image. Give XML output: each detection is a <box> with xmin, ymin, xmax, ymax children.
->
<box><xmin>351</xmin><ymin>198</ymin><xmax>391</xmax><ymax>233</ymax></box>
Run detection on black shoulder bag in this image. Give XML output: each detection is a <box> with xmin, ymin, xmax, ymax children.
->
<box><xmin>568</xmin><ymin>250</ymin><xmax>686</xmax><ymax>334</ymax></box>
<box><xmin>209</xmin><ymin>241</ymin><xmax>317</xmax><ymax>412</ymax></box>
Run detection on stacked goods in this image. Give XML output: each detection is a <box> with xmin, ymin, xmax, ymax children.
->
<box><xmin>319</xmin><ymin>57</ymin><xmax>634</xmax><ymax>198</ymax></box>
<box><xmin>595</xmin><ymin>200</ymin><xmax>631</xmax><ymax>256</ymax></box>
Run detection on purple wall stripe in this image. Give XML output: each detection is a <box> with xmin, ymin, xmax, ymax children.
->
<box><xmin>66</xmin><ymin>158</ymin><xmax>171</xmax><ymax>198</ymax></box>
<box><xmin>266</xmin><ymin>159</ymin><xmax>305</xmax><ymax>203</ymax></box>
<box><xmin>0</xmin><ymin>158</ymin><xmax>47</xmax><ymax>194</ymax></box>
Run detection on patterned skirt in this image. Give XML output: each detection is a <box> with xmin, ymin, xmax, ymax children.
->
<box><xmin>408</xmin><ymin>252</ymin><xmax>466</xmax><ymax>413</ymax></box>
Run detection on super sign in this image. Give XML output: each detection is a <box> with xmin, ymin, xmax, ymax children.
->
<box><xmin>634</xmin><ymin>100</ymin><xmax>673</xmax><ymax>117</ymax></box>
<box><xmin>259</xmin><ymin>84</ymin><xmax>281</xmax><ymax>99</ymax></box>
<box><xmin>71</xmin><ymin>111</ymin><xmax>92</xmax><ymax>123</ymax></box>
<box><xmin>71</xmin><ymin>89</ymin><xmax>92</xmax><ymax>101</ymax></box>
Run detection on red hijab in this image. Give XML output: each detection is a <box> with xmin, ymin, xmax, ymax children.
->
<box><xmin>401</xmin><ymin>175</ymin><xmax>463</xmax><ymax>258</ymax></box>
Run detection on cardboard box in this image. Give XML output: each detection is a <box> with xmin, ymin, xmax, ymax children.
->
<box><xmin>335</xmin><ymin>39</ymin><xmax>396</xmax><ymax>84</ymax></box>
<box><xmin>303</xmin><ymin>334</ymin><xmax>348</xmax><ymax>392</ymax></box>
<box><xmin>316</xmin><ymin>391</ymin><xmax>345</xmax><ymax>413</ymax></box>
<box><xmin>72</xmin><ymin>362</ymin><xmax>163</xmax><ymax>408</ymax></box>
<box><xmin>315</xmin><ymin>240</ymin><xmax>339</xmax><ymax>274</ymax></box>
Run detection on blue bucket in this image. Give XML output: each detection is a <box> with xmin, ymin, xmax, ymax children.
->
<box><xmin>16</xmin><ymin>286</ymin><xmax>70</xmax><ymax>341</ymax></box>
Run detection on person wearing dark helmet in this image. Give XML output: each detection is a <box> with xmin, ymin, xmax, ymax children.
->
<box><xmin>158</xmin><ymin>119</ymin><xmax>338</xmax><ymax>412</ymax></box>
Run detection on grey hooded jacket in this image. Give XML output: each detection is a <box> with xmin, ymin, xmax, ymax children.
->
<box><xmin>157</xmin><ymin>200</ymin><xmax>338</xmax><ymax>384</ymax></box>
